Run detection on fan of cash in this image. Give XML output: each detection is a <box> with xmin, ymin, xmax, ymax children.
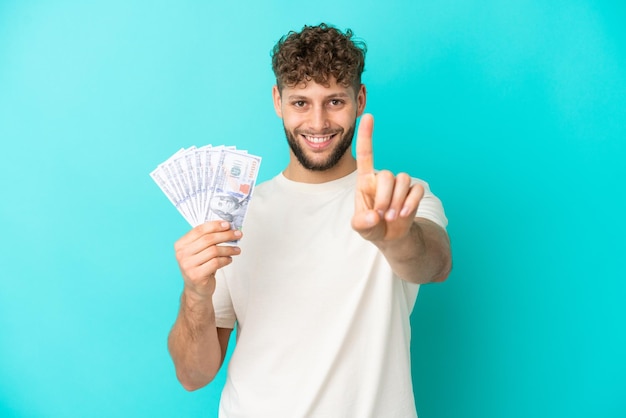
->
<box><xmin>150</xmin><ymin>145</ymin><xmax>262</xmax><ymax>239</ymax></box>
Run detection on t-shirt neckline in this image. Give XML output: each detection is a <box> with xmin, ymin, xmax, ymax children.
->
<box><xmin>276</xmin><ymin>170</ymin><xmax>358</xmax><ymax>194</ymax></box>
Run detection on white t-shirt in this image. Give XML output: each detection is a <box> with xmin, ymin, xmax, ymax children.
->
<box><xmin>213</xmin><ymin>170</ymin><xmax>447</xmax><ymax>418</ymax></box>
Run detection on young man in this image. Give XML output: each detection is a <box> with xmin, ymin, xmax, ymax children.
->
<box><xmin>168</xmin><ymin>23</ymin><xmax>452</xmax><ymax>417</ymax></box>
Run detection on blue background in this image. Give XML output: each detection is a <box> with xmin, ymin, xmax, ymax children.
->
<box><xmin>1</xmin><ymin>1</ymin><xmax>624</xmax><ymax>417</ymax></box>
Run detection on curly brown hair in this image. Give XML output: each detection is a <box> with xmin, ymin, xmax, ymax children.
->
<box><xmin>271</xmin><ymin>23</ymin><xmax>367</xmax><ymax>94</ymax></box>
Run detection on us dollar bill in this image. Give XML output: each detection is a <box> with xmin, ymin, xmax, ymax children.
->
<box><xmin>151</xmin><ymin>146</ymin><xmax>261</xmax><ymax>240</ymax></box>
<box><xmin>205</xmin><ymin>149</ymin><xmax>261</xmax><ymax>244</ymax></box>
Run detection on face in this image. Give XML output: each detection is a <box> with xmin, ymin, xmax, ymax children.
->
<box><xmin>273</xmin><ymin>79</ymin><xmax>366</xmax><ymax>172</ymax></box>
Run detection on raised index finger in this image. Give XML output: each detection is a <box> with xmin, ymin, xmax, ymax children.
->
<box><xmin>356</xmin><ymin>113</ymin><xmax>375</xmax><ymax>179</ymax></box>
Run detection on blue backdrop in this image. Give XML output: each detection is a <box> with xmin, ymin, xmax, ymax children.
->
<box><xmin>1</xmin><ymin>1</ymin><xmax>624</xmax><ymax>417</ymax></box>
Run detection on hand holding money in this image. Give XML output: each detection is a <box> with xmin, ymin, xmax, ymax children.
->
<box><xmin>174</xmin><ymin>221</ymin><xmax>242</xmax><ymax>300</ymax></box>
<box><xmin>150</xmin><ymin>145</ymin><xmax>261</xmax><ymax>244</ymax></box>
<box><xmin>351</xmin><ymin>114</ymin><xmax>425</xmax><ymax>243</ymax></box>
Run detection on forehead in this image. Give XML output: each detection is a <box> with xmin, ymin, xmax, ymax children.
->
<box><xmin>281</xmin><ymin>78</ymin><xmax>355</xmax><ymax>99</ymax></box>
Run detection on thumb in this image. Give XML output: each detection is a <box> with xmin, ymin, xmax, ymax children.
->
<box><xmin>351</xmin><ymin>209</ymin><xmax>383</xmax><ymax>241</ymax></box>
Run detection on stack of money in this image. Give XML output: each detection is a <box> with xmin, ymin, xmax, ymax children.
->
<box><xmin>150</xmin><ymin>145</ymin><xmax>262</xmax><ymax>240</ymax></box>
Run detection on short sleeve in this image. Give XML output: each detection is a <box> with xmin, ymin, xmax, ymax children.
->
<box><xmin>213</xmin><ymin>268</ymin><xmax>236</xmax><ymax>329</ymax></box>
<box><xmin>412</xmin><ymin>178</ymin><xmax>448</xmax><ymax>229</ymax></box>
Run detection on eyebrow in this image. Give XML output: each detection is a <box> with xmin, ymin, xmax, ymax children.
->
<box><xmin>286</xmin><ymin>92</ymin><xmax>351</xmax><ymax>101</ymax></box>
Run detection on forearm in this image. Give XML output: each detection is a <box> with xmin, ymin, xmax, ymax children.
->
<box><xmin>376</xmin><ymin>218</ymin><xmax>452</xmax><ymax>284</ymax></box>
<box><xmin>168</xmin><ymin>290</ymin><xmax>224</xmax><ymax>391</ymax></box>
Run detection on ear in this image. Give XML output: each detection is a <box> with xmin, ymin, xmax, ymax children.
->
<box><xmin>356</xmin><ymin>84</ymin><xmax>367</xmax><ymax>117</ymax></box>
<box><xmin>356</xmin><ymin>84</ymin><xmax>367</xmax><ymax>116</ymax></box>
<box><xmin>272</xmin><ymin>85</ymin><xmax>283</xmax><ymax>118</ymax></box>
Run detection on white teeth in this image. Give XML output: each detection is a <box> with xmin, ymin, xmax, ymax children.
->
<box><xmin>305</xmin><ymin>135</ymin><xmax>332</xmax><ymax>143</ymax></box>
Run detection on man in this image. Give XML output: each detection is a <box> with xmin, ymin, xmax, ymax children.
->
<box><xmin>168</xmin><ymin>23</ymin><xmax>452</xmax><ymax>417</ymax></box>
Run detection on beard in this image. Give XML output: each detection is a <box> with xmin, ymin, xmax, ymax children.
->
<box><xmin>283</xmin><ymin>122</ymin><xmax>356</xmax><ymax>172</ymax></box>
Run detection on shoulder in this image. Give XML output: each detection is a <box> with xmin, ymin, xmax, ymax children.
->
<box><xmin>410</xmin><ymin>177</ymin><xmax>448</xmax><ymax>229</ymax></box>
<box><xmin>251</xmin><ymin>175</ymin><xmax>279</xmax><ymax>197</ymax></box>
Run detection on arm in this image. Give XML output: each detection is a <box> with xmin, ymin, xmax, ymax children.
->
<box><xmin>351</xmin><ymin>114</ymin><xmax>452</xmax><ymax>284</ymax></box>
<box><xmin>167</xmin><ymin>221</ymin><xmax>241</xmax><ymax>391</ymax></box>
<box><xmin>375</xmin><ymin>217</ymin><xmax>451</xmax><ymax>284</ymax></box>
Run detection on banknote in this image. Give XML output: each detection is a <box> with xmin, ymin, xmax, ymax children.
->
<box><xmin>205</xmin><ymin>148</ymin><xmax>262</xmax><ymax>233</ymax></box>
<box><xmin>150</xmin><ymin>148</ymin><xmax>195</xmax><ymax>225</ymax></box>
<box><xmin>150</xmin><ymin>145</ymin><xmax>261</xmax><ymax>243</ymax></box>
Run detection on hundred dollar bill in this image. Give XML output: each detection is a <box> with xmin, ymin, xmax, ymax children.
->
<box><xmin>205</xmin><ymin>149</ymin><xmax>262</xmax><ymax>243</ymax></box>
<box><xmin>196</xmin><ymin>145</ymin><xmax>213</xmax><ymax>218</ymax></box>
<box><xmin>151</xmin><ymin>145</ymin><xmax>261</xmax><ymax>237</ymax></box>
<box><xmin>150</xmin><ymin>148</ymin><xmax>195</xmax><ymax>225</ymax></box>
<box><xmin>171</xmin><ymin>146</ymin><xmax>200</xmax><ymax>222</ymax></box>
<box><xmin>181</xmin><ymin>145</ymin><xmax>202</xmax><ymax>218</ymax></box>
<box><xmin>201</xmin><ymin>145</ymin><xmax>234</xmax><ymax>220</ymax></box>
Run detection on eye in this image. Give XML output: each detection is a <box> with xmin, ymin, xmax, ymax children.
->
<box><xmin>329</xmin><ymin>99</ymin><xmax>345</xmax><ymax>107</ymax></box>
<box><xmin>292</xmin><ymin>100</ymin><xmax>306</xmax><ymax>108</ymax></box>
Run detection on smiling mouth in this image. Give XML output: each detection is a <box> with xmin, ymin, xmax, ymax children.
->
<box><xmin>303</xmin><ymin>134</ymin><xmax>334</xmax><ymax>144</ymax></box>
<box><xmin>300</xmin><ymin>132</ymin><xmax>342</xmax><ymax>150</ymax></box>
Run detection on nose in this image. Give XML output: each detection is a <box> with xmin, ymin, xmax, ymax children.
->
<box><xmin>309</xmin><ymin>105</ymin><xmax>330</xmax><ymax>132</ymax></box>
